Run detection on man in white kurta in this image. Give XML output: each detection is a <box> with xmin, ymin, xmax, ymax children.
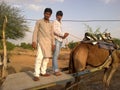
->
<box><xmin>32</xmin><ymin>8</ymin><xmax>54</xmax><ymax>81</ymax></box>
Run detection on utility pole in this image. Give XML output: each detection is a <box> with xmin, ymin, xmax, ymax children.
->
<box><xmin>2</xmin><ymin>16</ymin><xmax>8</xmax><ymax>78</ymax></box>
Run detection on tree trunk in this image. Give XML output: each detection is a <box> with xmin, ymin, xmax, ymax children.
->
<box><xmin>1</xmin><ymin>16</ymin><xmax>8</xmax><ymax>78</ymax></box>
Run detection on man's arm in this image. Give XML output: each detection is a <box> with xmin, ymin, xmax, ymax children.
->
<box><xmin>32</xmin><ymin>20</ymin><xmax>39</xmax><ymax>49</ymax></box>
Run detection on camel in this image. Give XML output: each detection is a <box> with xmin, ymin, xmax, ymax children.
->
<box><xmin>66</xmin><ymin>42</ymin><xmax>120</xmax><ymax>90</ymax></box>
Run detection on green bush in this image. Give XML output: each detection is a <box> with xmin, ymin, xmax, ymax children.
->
<box><xmin>20</xmin><ymin>42</ymin><xmax>33</xmax><ymax>50</ymax></box>
<box><xmin>68</xmin><ymin>41</ymin><xmax>79</xmax><ymax>49</ymax></box>
<box><xmin>7</xmin><ymin>41</ymin><xmax>16</xmax><ymax>50</ymax></box>
<box><xmin>113</xmin><ymin>38</ymin><xmax>120</xmax><ymax>47</ymax></box>
<box><xmin>0</xmin><ymin>40</ymin><xmax>16</xmax><ymax>51</ymax></box>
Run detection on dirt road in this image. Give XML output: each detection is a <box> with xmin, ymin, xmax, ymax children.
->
<box><xmin>1</xmin><ymin>48</ymin><xmax>120</xmax><ymax>90</ymax></box>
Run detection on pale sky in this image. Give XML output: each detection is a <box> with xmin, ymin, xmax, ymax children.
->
<box><xmin>1</xmin><ymin>0</ymin><xmax>120</xmax><ymax>44</ymax></box>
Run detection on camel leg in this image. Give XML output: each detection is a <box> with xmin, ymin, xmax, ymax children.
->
<box><xmin>103</xmin><ymin>58</ymin><xmax>112</xmax><ymax>86</ymax></box>
<box><xmin>104</xmin><ymin>50</ymin><xmax>120</xmax><ymax>90</ymax></box>
<box><xmin>79</xmin><ymin>56</ymin><xmax>87</xmax><ymax>71</ymax></box>
<box><xmin>103</xmin><ymin>56</ymin><xmax>112</xmax><ymax>87</ymax></box>
<box><xmin>75</xmin><ymin>47</ymin><xmax>88</xmax><ymax>71</ymax></box>
<box><xmin>103</xmin><ymin>66</ymin><xmax>118</xmax><ymax>90</ymax></box>
<box><xmin>103</xmin><ymin>68</ymin><xmax>111</xmax><ymax>90</ymax></box>
<box><xmin>106</xmin><ymin>64</ymin><xmax>118</xmax><ymax>87</ymax></box>
<box><xmin>103</xmin><ymin>68</ymin><xmax>109</xmax><ymax>85</ymax></box>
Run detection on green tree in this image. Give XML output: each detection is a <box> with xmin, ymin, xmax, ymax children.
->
<box><xmin>20</xmin><ymin>42</ymin><xmax>33</xmax><ymax>50</ymax></box>
<box><xmin>68</xmin><ymin>41</ymin><xmax>79</xmax><ymax>49</ymax></box>
<box><xmin>113</xmin><ymin>38</ymin><xmax>120</xmax><ymax>47</ymax></box>
<box><xmin>0</xmin><ymin>2</ymin><xmax>29</xmax><ymax>40</ymax></box>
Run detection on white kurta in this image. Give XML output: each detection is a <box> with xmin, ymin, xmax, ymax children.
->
<box><xmin>32</xmin><ymin>19</ymin><xmax>54</xmax><ymax>58</ymax></box>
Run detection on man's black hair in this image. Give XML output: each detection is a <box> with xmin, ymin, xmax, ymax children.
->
<box><xmin>56</xmin><ymin>11</ymin><xmax>63</xmax><ymax>16</ymax></box>
<box><xmin>44</xmin><ymin>8</ymin><xmax>52</xmax><ymax>14</ymax></box>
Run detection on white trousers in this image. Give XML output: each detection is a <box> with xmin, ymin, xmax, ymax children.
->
<box><xmin>34</xmin><ymin>44</ymin><xmax>49</xmax><ymax>77</ymax></box>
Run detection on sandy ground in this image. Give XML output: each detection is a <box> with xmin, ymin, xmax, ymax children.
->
<box><xmin>8</xmin><ymin>48</ymin><xmax>70</xmax><ymax>73</ymax></box>
<box><xmin>1</xmin><ymin>47</ymin><xmax>120</xmax><ymax>90</ymax></box>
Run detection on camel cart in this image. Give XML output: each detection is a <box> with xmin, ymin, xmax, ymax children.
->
<box><xmin>1</xmin><ymin>59</ymin><xmax>109</xmax><ymax>90</ymax></box>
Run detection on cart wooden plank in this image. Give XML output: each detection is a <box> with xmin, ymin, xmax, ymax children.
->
<box><xmin>1</xmin><ymin>71</ymin><xmax>74</xmax><ymax>90</ymax></box>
